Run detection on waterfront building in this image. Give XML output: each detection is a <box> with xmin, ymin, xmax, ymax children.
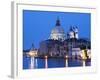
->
<box><xmin>39</xmin><ymin>18</ymin><xmax>90</xmax><ymax>58</ymax></box>
<box><xmin>23</xmin><ymin>44</ymin><xmax>38</xmax><ymax>57</ymax></box>
<box><xmin>64</xmin><ymin>38</ymin><xmax>90</xmax><ymax>58</ymax></box>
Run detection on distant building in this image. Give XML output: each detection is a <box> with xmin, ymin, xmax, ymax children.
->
<box><xmin>23</xmin><ymin>44</ymin><xmax>38</xmax><ymax>57</ymax></box>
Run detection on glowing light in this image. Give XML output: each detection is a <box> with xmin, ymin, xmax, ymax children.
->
<box><xmin>28</xmin><ymin>50</ymin><xmax>38</xmax><ymax>57</ymax></box>
<box><xmin>81</xmin><ymin>50</ymin><xmax>87</xmax><ymax>60</ymax></box>
<box><xmin>45</xmin><ymin>56</ymin><xmax>48</xmax><ymax>68</ymax></box>
<box><xmin>65</xmin><ymin>55</ymin><xmax>68</xmax><ymax>67</ymax></box>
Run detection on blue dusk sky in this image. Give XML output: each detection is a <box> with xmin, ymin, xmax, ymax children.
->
<box><xmin>23</xmin><ymin>10</ymin><xmax>91</xmax><ymax>50</ymax></box>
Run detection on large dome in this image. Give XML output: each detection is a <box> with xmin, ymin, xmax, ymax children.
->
<box><xmin>49</xmin><ymin>18</ymin><xmax>66</xmax><ymax>41</ymax></box>
<box><xmin>51</xmin><ymin>26</ymin><xmax>65</xmax><ymax>34</ymax></box>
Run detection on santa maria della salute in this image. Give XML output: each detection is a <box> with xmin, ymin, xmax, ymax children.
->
<box><xmin>23</xmin><ymin>17</ymin><xmax>91</xmax><ymax>69</ymax></box>
<box><xmin>38</xmin><ymin>18</ymin><xmax>90</xmax><ymax>57</ymax></box>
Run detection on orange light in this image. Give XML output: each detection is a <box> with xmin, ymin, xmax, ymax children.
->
<box><xmin>45</xmin><ymin>56</ymin><xmax>48</xmax><ymax>59</ymax></box>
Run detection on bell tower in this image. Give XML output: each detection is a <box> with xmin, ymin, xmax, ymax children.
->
<box><xmin>73</xmin><ymin>26</ymin><xmax>78</xmax><ymax>39</ymax></box>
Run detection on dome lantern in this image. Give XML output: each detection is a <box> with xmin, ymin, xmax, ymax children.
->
<box><xmin>56</xmin><ymin>17</ymin><xmax>61</xmax><ymax>26</ymax></box>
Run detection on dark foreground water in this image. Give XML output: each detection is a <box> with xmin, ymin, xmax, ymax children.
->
<box><xmin>23</xmin><ymin>56</ymin><xmax>91</xmax><ymax>69</ymax></box>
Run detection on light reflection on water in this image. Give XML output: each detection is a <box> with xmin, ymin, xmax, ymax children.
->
<box><xmin>23</xmin><ymin>56</ymin><xmax>91</xmax><ymax>69</ymax></box>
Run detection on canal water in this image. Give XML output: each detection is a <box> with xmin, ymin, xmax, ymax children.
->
<box><xmin>23</xmin><ymin>56</ymin><xmax>91</xmax><ymax>69</ymax></box>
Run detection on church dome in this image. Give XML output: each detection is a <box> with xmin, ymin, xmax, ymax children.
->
<box><xmin>51</xmin><ymin>26</ymin><xmax>65</xmax><ymax>34</ymax></box>
<box><xmin>50</xmin><ymin>18</ymin><xmax>66</xmax><ymax>41</ymax></box>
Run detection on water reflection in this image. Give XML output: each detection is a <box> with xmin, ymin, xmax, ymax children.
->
<box><xmin>23</xmin><ymin>56</ymin><xmax>91</xmax><ymax>69</ymax></box>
